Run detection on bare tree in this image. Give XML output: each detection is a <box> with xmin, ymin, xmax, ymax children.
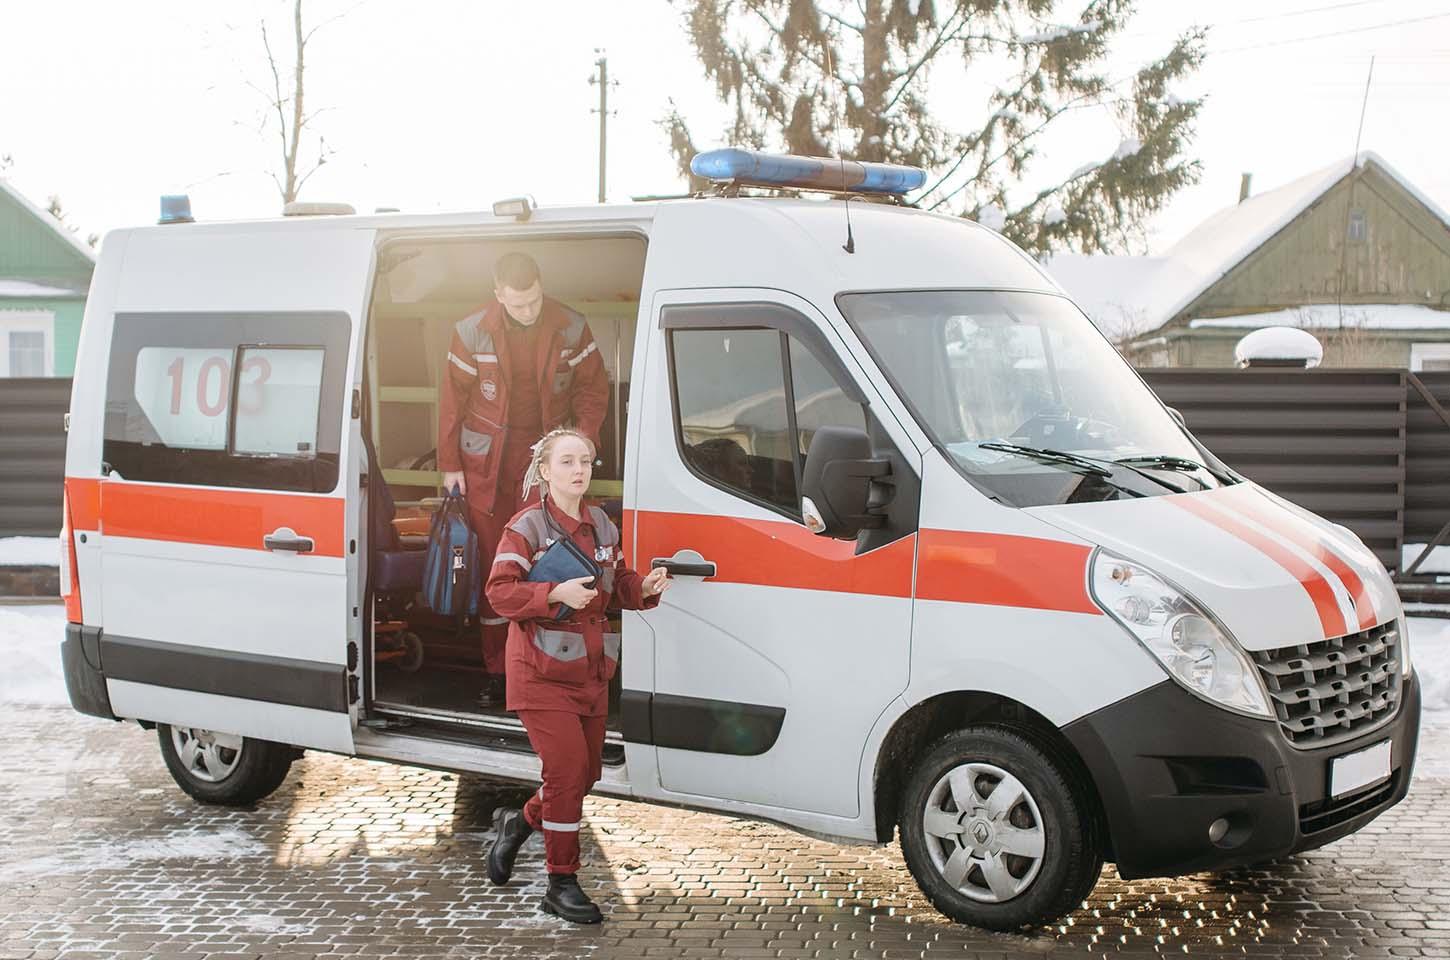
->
<box><xmin>44</xmin><ymin>194</ymin><xmax>99</xmax><ymax>248</ymax></box>
<box><xmin>259</xmin><ymin>0</ymin><xmax>345</xmax><ymax>204</ymax></box>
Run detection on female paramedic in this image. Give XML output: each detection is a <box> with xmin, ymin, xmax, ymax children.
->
<box><xmin>484</xmin><ymin>426</ymin><xmax>671</xmax><ymax>923</ymax></box>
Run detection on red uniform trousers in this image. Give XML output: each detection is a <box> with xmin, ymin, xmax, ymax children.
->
<box><xmin>468</xmin><ymin>437</ymin><xmax>538</xmax><ymax>675</ymax></box>
<box><xmin>516</xmin><ymin>710</ymin><xmax>607</xmax><ymax>875</ymax></box>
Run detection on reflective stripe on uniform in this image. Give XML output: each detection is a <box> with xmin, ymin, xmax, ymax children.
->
<box><xmin>603</xmin><ymin>631</ymin><xmax>621</xmax><ymax>661</ymax></box>
<box><xmin>449</xmin><ymin>353</ymin><xmax>477</xmax><ymax>375</ymax></box>
<box><xmin>494</xmin><ymin>552</ymin><xmax>532</xmax><ymax>570</ymax></box>
<box><xmin>474</xmin><ymin>353</ymin><xmax>498</xmax><ymax>363</ymax></box>
<box><xmin>542</xmin><ymin>819</ymin><xmax>580</xmax><ymax>832</ymax></box>
<box><xmin>566</xmin><ymin>341</ymin><xmax>598</xmax><ymax>368</ymax></box>
<box><xmin>481</xmin><ymin>616</ymin><xmax>509</xmax><ymax>626</ymax></box>
<box><xmin>533</xmin><ymin>628</ymin><xmax>587</xmax><ymax>662</ymax></box>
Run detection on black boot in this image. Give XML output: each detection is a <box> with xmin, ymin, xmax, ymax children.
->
<box><xmin>487</xmin><ymin>807</ymin><xmax>533</xmax><ymax>885</ymax></box>
<box><xmin>476</xmin><ymin>674</ymin><xmax>506</xmax><ymax>709</ymax></box>
<box><xmin>542</xmin><ymin>873</ymin><xmax>603</xmax><ymax>924</ymax></box>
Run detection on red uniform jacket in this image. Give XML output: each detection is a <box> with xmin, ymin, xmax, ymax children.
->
<box><xmin>438</xmin><ymin>297</ymin><xmax>609</xmax><ymax>514</ymax></box>
<box><xmin>485</xmin><ymin>499</ymin><xmax>659</xmax><ymax>715</ymax></box>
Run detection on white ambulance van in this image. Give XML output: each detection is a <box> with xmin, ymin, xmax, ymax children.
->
<box><xmin>59</xmin><ymin>150</ymin><xmax>1420</xmax><ymax>930</ymax></box>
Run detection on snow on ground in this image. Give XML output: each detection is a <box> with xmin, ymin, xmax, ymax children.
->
<box><xmin>0</xmin><ymin>602</ymin><xmax>68</xmax><ymax>705</ymax></box>
<box><xmin>1411</xmin><ymin>615</ymin><xmax>1450</xmax><ymax>715</ymax></box>
<box><xmin>1403</xmin><ymin>544</ymin><xmax>1450</xmax><ymax>575</ymax></box>
<box><xmin>0</xmin><ymin>536</ymin><xmax>58</xmax><ymax>567</ymax></box>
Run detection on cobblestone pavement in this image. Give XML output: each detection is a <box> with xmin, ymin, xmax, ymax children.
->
<box><xmin>2</xmin><ymin>704</ymin><xmax>1447</xmax><ymax>960</ymax></box>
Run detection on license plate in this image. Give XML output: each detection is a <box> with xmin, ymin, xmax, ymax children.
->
<box><xmin>1329</xmin><ymin>739</ymin><xmax>1392</xmax><ymax>798</ymax></box>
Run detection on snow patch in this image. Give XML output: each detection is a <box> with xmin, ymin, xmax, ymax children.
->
<box><xmin>1113</xmin><ymin>137</ymin><xmax>1142</xmax><ymax>161</ymax></box>
<box><xmin>1411</xmin><ymin>616</ymin><xmax>1450</xmax><ymax>714</ymax></box>
<box><xmin>1233</xmin><ymin>326</ymin><xmax>1323</xmax><ymax>367</ymax></box>
<box><xmin>1071</xmin><ymin>161</ymin><xmax>1102</xmax><ymax>179</ymax></box>
<box><xmin>0</xmin><ymin>536</ymin><xmax>59</xmax><ymax>567</ymax></box>
<box><xmin>975</xmin><ymin>205</ymin><xmax>1006</xmax><ymax>231</ymax></box>
<box><xmin>1189</xmin><ymin>304</ymin><xmax>1450</xmax><ymax>331</ymax></box>
<box><xmin>1403</xmin><ymin>544</ymin><xmax>1450</xmax><ymax>575</ymax></box>
<box><xmin>1043</xmin><ymin>203</ymin><xmax>1066</xmax><ymax>226</ymax></box>
<box><xmin>8</xmin><ymin>827</ymin><xmax>267</xmax><ymax>878</ymax></box>
<box><xmin>907</xmin><ymin>0</ymin><xmax>922</xmax><ymax>16</ymax></box>
<box><xmin>0</xmin><ymin>603</ymin><xmax>68</xmax><ymax>705</ymax></box>
<box><xmin>0</xmin><ymin>280</ymin><xmax>81</xmax><ymax>298</ymax></box>
<box><xmin>1022</xmin><ymin>19</ymin><xmax>1100</xmax><ymax>44</ymax></box>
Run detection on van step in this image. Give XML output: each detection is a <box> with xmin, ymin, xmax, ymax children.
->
<box><xmin>367</xmin><ymin>705</ymin><xmax>626</xmax><ymax>766</ymax></box>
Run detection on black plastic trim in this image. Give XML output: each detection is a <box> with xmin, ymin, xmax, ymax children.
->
<box><xmin>1063</xmin><ymin>673</ymin><xmax>1420</xmax><ymax>880</ymax></box>
<box><xmin>101</xmin><ymin>634</ymin><xmax>349</xmax><ymax>713</ymax></box>
<box><xmin>62</xmin><ymin>624</ymin><xmax>116</xmax><ymax>720</ymax></box>
<box><xmin>619</xmin><ymin>689</ymin><xmax>785</xmax><ymax>756</ymax></box>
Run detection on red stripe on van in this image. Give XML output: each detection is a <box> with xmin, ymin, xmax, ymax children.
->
<box><xmin>632</xmin><ymin>510</ymin><xmax>915</xmax><ymax>597</ymax></box>
<box><xmin>64</xmin><ymin>477</ymin><xmax>101</xmax><ymax>529</ymax></box>
<box><xmin>1170</xmin><ymin>494</ymin><xmax>1348</xmax><ymax>639</ymax></box>
<box><xmin>1219</xmin><ymin>490</ymin><xmax>1378</xmax><ymax>631</ymax></box>
<box><xmin>99</xmin><ymin>482</ymin><xmax>346</xmax><ymax>558</ymax></box>
<box><xmin>917</xmin><ymin>530</ymin><xmax>1100</xmax><ymax>614</ymax></box>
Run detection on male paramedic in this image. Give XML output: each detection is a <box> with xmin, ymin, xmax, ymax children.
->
<box><xmin>438</xmin><ymin>252</ymin><xmax>610</xmax><ymax>707</ymax></box>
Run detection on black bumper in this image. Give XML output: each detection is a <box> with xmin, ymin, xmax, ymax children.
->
<box><xmin>1063</xmin><ymin>672</ymin><xmax>1421</xmax><ymax>880</ymax></box>
<box><xmin>61</xmin><ymin>623</ymin><xmax>116</xmax><ymax>720</ymax></box>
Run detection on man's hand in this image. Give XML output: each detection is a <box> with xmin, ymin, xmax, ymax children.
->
<box><xmin>641</xmin><ymin>566</ymin><xmax>672</xmax><ymax>599</ymax></box>
<box><xmin>443</xmin><ymin>471</ymin><xmax>466</xmax><ymax>496</ymax></box>
<box><xmin>548</xmin><ymin>576</ymin><xmax>599</xmax><ymax>610</ymax></box>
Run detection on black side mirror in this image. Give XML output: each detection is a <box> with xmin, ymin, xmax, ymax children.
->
<box><xmin>801</xmin><ymin>426</ymin><xmax>892</xmax><ymax>539</ymax></box>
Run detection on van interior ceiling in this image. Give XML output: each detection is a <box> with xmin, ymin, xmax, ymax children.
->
<box><xmin>361</xmin><ymin>233</ymin><xmax>646</xmax><ymax>750</ymax></box>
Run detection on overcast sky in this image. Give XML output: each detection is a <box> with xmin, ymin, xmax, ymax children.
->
<box><xmin>2</xmin><ymin>0</ymin><xmax>1445</xmax><ymax>253</ymax></box>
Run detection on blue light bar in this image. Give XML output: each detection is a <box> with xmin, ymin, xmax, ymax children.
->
<box><xmin>691</xmin><ymin>148</ymin><xmax>926</xmax><ymax>196</ymax></box>
<box><xmin>158</xmin><ymin>194</ymin><xmax>194</xmax><ymax>225</ymax></box>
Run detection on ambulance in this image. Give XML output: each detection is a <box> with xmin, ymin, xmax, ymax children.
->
<box><xmin>58</xmin><ymin>149</ymin><xmax>1420</xmax><ymax>930</ymax></box>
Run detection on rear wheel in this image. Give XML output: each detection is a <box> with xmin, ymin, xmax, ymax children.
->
<box><xmin>898</xmin><ymin>725</ymin><xmax>1102</xmax><ymax>931</ymax></box>
<box><xmin>157</xmin><ymin>723</ymin><xmax>295</xmax><ymax>806</ymax></box>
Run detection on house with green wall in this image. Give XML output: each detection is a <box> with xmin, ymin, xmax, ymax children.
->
<box><xmin>0</xmin><ymin>179</ymin><xmax>95</xmax><ymax>377</ymax></box>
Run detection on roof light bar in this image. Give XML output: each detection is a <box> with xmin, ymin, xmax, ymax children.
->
<box><xmin>691</xmin><ymin>148</ymin><xmax>927</xmax><ymax>196</ymax></box>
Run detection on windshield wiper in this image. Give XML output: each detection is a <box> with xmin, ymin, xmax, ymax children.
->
<box><xmin>977</xmin><ymin>442</ymin><xmax>1114</xmax><ymax>478</ymax></box>
<box><xmin>1114</xmin><ymin>454</ymin><xmax>1237</xmax><ymax>486</ymax></box>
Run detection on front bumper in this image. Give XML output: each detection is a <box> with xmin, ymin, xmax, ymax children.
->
<box><xmin>1063</xmin><ymin>672</ymin><xmax>1421</xmax><ymax>880</ymax></box>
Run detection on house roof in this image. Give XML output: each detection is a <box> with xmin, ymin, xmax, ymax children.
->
<box><xmin>1046</xmin><ymin>152</ymin><xmax>1450</xmax><ymax>338</ymax></box>
<box><xmin>0</xmin><ymin>177</ymin><xmax>98</xmax><ymax>269</ymax></box>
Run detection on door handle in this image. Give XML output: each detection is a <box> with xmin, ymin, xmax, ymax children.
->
<box><xmin>650</xmin><ymin>549</ymin><xmax>716</xmax><ymax>579</ymax></box>
<box><xmin>264</xmin><ymin>526</ymin><xmax>315</xmax><ymax>554</ymax></box>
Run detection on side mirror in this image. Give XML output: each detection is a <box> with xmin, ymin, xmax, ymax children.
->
<box><xmin>1166</xmin><ymin>406</ymin><xmax>1186</xmax><ymax>427</ymax></box>
<box><xmin>800</xmin><ymin>426</ymin><xmax>892</xmax><ymax>539</ymax></box>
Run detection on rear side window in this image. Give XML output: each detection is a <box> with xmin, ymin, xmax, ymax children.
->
<box><xmin>103</xmin><ymin>312</ymin><xmax>351</xmax><ymax>492</ymax></box>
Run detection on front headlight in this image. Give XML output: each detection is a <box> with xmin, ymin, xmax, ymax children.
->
<box><xmin>1092</xmin><ymin>551</ymin><xmax>1273</xmax><ymax>718</ymax></box>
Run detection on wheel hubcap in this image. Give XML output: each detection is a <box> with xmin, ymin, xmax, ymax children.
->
<box><xmin>922</xmin><ymin>761</ymin><xmax>1046</xmax><ymax>903</ymax></box>
<box><xmin>171</xmin><ymin>727</ymin><xmax>243</xmax><ymax>783</ymax></box>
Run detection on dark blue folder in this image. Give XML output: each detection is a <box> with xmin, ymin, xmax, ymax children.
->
<box><xmin>526</xmin><ymin>534</ymin><xmax>603</xmax><ymax>621</ymax></box>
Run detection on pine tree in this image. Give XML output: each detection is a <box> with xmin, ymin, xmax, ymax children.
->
<box><xmin>665</xmin><ymin>0</ymin><xmax>1204</xmax><ymax>255</ymax></box>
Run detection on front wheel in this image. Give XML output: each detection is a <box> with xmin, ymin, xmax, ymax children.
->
<box><xmin>898</xmin><ymin>726</ymin><xmax>1102</xmax><ymax>930</ymax></box>
<box><xmin>157</xmin><ymin>723</ymin><xmax>295</xmax><ymax>806</ymax></box>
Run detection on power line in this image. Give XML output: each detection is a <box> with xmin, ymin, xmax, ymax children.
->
<box><xmin>1233</xmin><ymin>0</ymin><xmax>1393</xmax><ymax>26</ymax></box>
<box><xmin>1213</xmin><ymin>11</ymin><xmax>1450</xmax><ymax>54</ymax></box>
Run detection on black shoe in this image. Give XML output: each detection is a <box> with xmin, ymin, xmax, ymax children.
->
<box><xmin>487</xmin><ymin>807</ymin><xmax>533</xmax><ymax>885</ymax></box>
<box><xmin>542</xmin><ymin>873</ymin><xmax>603</xmax><ymax>924</ymax></box>
<box><xmin>476</xmin><ymin>674</ymin><xmax>506</xmax><ymax>709</ymax></box>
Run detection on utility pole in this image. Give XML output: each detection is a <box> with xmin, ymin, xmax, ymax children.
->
<box><xmin>588</xmin><ymin>52</ymin><xmax>616</xmax><ymax>203</ymax></box>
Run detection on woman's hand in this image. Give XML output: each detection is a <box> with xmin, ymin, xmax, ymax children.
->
<box><xmin>548</xmin><ymin>576</ymin><xmax>598</xmax><ymax>610</ymax></box>
<box><xmin>640</xmin><ymin>566</ymin><xmax>672</xmax><ymax>599</ymax></box>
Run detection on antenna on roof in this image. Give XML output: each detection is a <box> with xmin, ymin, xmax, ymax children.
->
<box><xmin>823</xmin><ymin>39</ymin><xmax>854</xmax><ymax>254</ymax></box>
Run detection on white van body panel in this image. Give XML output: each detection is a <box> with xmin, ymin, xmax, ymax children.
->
<box><xmin>1030</xmin><ymin>483</ymin><xmax>1401</xmax><ymax>651</ymax></box>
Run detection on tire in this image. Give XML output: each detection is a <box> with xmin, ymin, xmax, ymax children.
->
<box><xmin>898</xmin><ymin>725</ymin><xmax>1102</xmax><ymax>931</ymax></box>
<box><xmin>157</xmin><ymin>723</ymin><xmax>295</xmax><ymax>806</ymax></box>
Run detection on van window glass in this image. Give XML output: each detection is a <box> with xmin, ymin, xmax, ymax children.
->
<box><xmin>789</xmin><ymin>336</ymin><xmax>866</xmax><ymax>465</ymax></box>
<box><xmin>672</xmin><ymin>328</ymin><xmax>798</xmax><ymax>513</ymax></box>
<box><xmin>234</xmin><ymin>347</ymin><xmax>326</xmax><ymax>456</ymax></box>
<box><xmin>839</xmin><ymin>290</ymin><xmax>1218</xmax><ymax>507</ymax></box>
<box><xmin>103</xmin><ymin>312</ymin><xmax>350</xmax><ymax>492</ymax></box>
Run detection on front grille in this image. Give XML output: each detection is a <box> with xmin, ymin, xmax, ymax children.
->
<box><xmin>1299</xmin><ymin>772</ymin><xmax>1399</xmax><ymax>835</ymax></box>
<box><xmin>1251</xmin><ymin>620</ymin><xmax>1402</xmax><ymax>748</ymax></box>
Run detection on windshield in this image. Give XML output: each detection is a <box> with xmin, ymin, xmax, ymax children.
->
<box><xmin>838</xmin><ymin>289</ymin><xmax>1223</xmax><ymax>506</ymax></box>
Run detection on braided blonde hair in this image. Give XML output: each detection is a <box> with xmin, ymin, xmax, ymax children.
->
<box><xmin>522</xmin><ymin>426</ymin><xmax>597</xmax><ymax>500</ymax></box>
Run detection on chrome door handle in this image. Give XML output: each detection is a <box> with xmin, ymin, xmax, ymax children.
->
<box><xmin>264</xmin><ymin>526</ymin><xmax>315</xmax><ymax>554</ymax></box>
